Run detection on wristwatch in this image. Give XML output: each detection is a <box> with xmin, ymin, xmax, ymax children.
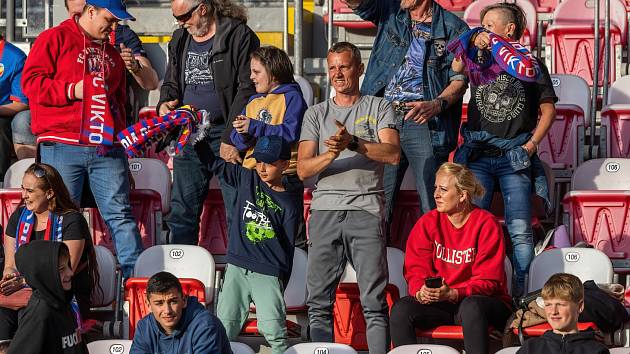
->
<box><xmin>437</xmin><ymin>97</ymin><xmax>448</xmax><ymax>113</ymax></box>
<box><xmin>347</xmin><ymin>135</ymin><xmax>359</xmax><ymax>151</ymax></box>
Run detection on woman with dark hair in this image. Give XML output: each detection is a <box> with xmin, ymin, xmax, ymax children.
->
<box><xmin>390</xmin><ymin>163</ymin><xmax>513</xmax><ymax>354</ymax></box>
<box><xmin>0</xmin><ymin>163</ymin><xmax>100</xmax><ymax>339</ymax></box>
<box><xmin>230</xmin><ymin>45</ymin><xmax>307</xmax><ymax>173</ymax></box>
<box><xmin>450</xmin><ymin>2</ymin><xmax>557</xmax><ymax>296</ymax></box>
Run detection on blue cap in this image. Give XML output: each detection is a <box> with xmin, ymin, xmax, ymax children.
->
<box><xmin>251</xmin><ymin>136</ymin><xmax>291</xmax><ymax>164</ymax></box>
<box><xmin>86</xmin><ymin>0</ymin><xmax>136</xmax><ymax>21</ymax></box>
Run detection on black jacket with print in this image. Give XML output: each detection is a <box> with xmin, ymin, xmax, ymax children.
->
<box><xmin>516</xmin><ymin>330</ymin><xmax>610</xmax><ymax>354</ymax></box>
<box><xmin>8</xmin><ymin>240</ymin><xmax>88</xmax><ymax>354</ymax></box>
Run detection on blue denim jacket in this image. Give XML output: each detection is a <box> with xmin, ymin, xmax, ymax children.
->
<box><xmin>354</xmin><ymin>0</ymin><xmax>469</xmax><ymax>157</ymax></box>
<box><xmin>454</xmin><ymin>124</ymin><xmax>552</xmax><ymax>214</ymax></box>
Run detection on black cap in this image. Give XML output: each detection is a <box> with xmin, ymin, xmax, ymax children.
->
<box><xmin>251</xmin><ymin>136</ymin><xmax>291</xmax><ymax>164</ymax></box>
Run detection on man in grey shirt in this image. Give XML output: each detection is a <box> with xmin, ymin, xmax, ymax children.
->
<box><xmin>297</xmin><ymin>42</ymin><xmax>400</xmax><ymax>354</ymax></box>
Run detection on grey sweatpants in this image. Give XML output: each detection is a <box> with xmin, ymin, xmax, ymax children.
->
<box><xmin>306</xmin><ymin>210</ymin><xmax>390</xmax><ymax>354</ymax></box>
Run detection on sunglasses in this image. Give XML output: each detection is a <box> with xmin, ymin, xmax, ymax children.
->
<box><xmin>173</xmin><ymin>3</ymin><xmax>201</xmax><ymax>23</ymax></box>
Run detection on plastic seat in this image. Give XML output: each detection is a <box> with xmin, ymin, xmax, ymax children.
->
<box><xmin>532</xmin><ymin>0</ymin><xmax>557</xmax><ymax>12</ymax></box>
<box><xmin>562</xmin><ymin>159</ymin><xmax>630</xmax><ymax>260</ymax></box>
<box><xmin>610</xmin><ymin>348</ymin><xmax>630</xmax><ymax>354</ymax></box>
<box><xmin>463</xmin><ymin>0</ymin><xmax>537</xmax><ymax>49</ymax></box>
<box><xmin>91</xmin><ymin>245</ymin><xmax>118</xmax><ymax>307</ymax></box>
<box><xmin>294</xmin><ymin>75</ymin><xmax>313</xmax><ymax>107</ymax></box>
<box><xmin>87</xmin><ymin>339</ymin><xmax>133</xmax><ymax>354</ymax></box>
<box><xmin>415</xmin><ymin>258</ymin><xmax>513</xmax><ymax>340</ymax></box>
<box><xmin>128</xmin><ymin>158</ymin><xmax>172</xmax><ymax>214</ymax></box>
<box><xmin>601</xmin><ymin>75</ymin><xmax>630</xmax><ymax>158</ymax></box>
<box><xmin>3</xmin><ymin>158</ymin><xmax>35</xmax><ymax>188</ymax></box>
<box><xmin>241</xmin><ymin>248</ymin><xmax>308</xmax><ymax>338</ymax></box>
<box><xmin>0</xmin><ymin>189</ymin><xmax>23</xmax><ymax>228</ymax></box>
<box><xmin>333</xmin><ymin>248</ymin><xmax>405</xmax><ymax>350</ymax></box>
<box><xmin>284</xmin><ymin>343</ymin><xmax>359</xmax><ymax>354</ymax></box>
<box><xmin>545</xmin><ymin>0</ymin><xmax>626</xmax><ymax>87</ymax></box>
<box><xmin>89</xmin><ymin>189</ymin><xmax>162</xmax><ymax>253</ymax></box>
<box><xmin>231</xmin><ymin>342</ymin><xmax>256</xmax><ymax>354</ymax></box>
<box><xmin>495</xmin><ymin>347</ymin><xmax>520</xmax><ymax>354</ymax></box>
<box><xmin>322</xmin><ymin>0</ymin><xmax>375</xmax><ymax>29</ymax></box>
<box><xmin>388</xmin><ymin>344</ymin><xmax>460</xmax><ymax>354</ymax></box>
<box><xmin>198</xmin><ymin>188</ymin><xmax>229</xmax><ymax>260</ymax></box>
<box><xmin>536</xmin><ymin>75</ymin><xmax>589</xmax><ymax>177</ymax></box>
<box><xmin>435</xmin><ymin>0</ymin><xmax>473</xmax><ymax>12</ymax></box>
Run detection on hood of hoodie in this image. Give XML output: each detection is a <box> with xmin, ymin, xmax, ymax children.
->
<box><xmin>248</xmin><ymin>83</ymin><xmax>303</xmax><ymax>101</ymax></box>
<box><xmin>15</xmin><ymin>240</ymin><xmax>73</xmax><ymax>310</ymax></box>
<box><xmin>150</xmin><ymin>296</ymin><xmax>207</xmax><ymax>339</ymax></box>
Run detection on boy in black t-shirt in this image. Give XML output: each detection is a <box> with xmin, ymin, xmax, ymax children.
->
<box><xmin>212</xmin><ymin>135</ymin><xmax>302</xmax><ymax>354</ymax></box>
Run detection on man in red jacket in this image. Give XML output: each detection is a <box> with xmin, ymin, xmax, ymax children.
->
<box><xmin>21</xmin><ymin>0</ymin><xmax>143</xmax><ymax>278</ymax></box>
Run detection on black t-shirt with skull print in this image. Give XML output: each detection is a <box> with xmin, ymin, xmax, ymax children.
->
<box><xmin>467</xmin><ymin>61</ymin><xmax>557</xmax><ymax>139</ymax></box>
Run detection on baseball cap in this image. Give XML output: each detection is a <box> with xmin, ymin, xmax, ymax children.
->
<box><xmin>86</xmin><ymin>0</ymin><xmax>136</xmax><ymax>21</ymax></box>
<box><xmin>251</xmin><ymin>136</ymin><xmax>291</xmax><ymax>164</ymax></box>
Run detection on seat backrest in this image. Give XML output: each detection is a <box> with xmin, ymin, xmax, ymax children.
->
<box><xmin>285</xmin><ymin>343</ymin><xmax>359</xmax><ymax>354</ymax></box>
<box><xmin>463</xmin><ymin>0</ymin><xmax>537</xmax><ymax>47</ymax></box>
<box><xmin>4</xmin><ymin>158</ymin><xmax>35</xmax><ymax>188</ymax></box>
<box><xmin>340</xmin><ymin>247</ymin><xmax>407</xmax><ymax>296</ymax></box>
<box><xmin>571</xmin><ymin>158</ymin><xmax>630</xmax><ymax>190</ymax></box>
<box><xmin>230</xmin><ymin>341</ymin><xmax>256</xmax><ymax>354</ymax></box>
<box><xmin>550</xmin><ymin>74</ymin><xmax>591</xmax><ymax>124</ymax></box>
<box><xmin>608</xmin><ymin>75</ymin><xmax>630</xmax><ymax>105</ymax></box>
<box><xmin>91</xmin><ymin>245</ymin><xmax>118</xmax><ymax>307</ymax></box>
<box><xmin>128</xmin><ymin>158</ymin><xmax>172</xmax><ymax>214</ymax></box>
<box><xmin>552</xmin><ymin>0</ymin><xmax>627</xmax><ymax>43</ymax></box>
<box><xmin>87</xmin><ymin>339</ymin><xmax>133</xmax><ymax>354</ymax></box>
<box><xmin>387</xmin><ymin>344</ymin><xmax>461</xmax><ymax>354</ymax></box>
<box><xmin>285</xmin><ymin>247</ymin><xmax>308</xmax><ymax>308</ymax></box>
<box><xmin>133</xmin><ymin>245</ymin><xmax>216</xmax><ymax>303</ymax></box>
<box><xmin>294</xmin><ymin>75</ymin><xmax>313</xmax><ymax>107</ymax></box>
<box><xmin>494</xmin><ymin>347</ymin><xmax>520</xmax><ymax>354</ymax></box>
<box><xmin>609</xmin><ymin>348</ymin><xmax>630</xmax><ymax>354</ymax></box>
<box><xmin>527</xmin><ymin>248</ymin><xmax>613</xmax><ymax>292</ymax></box>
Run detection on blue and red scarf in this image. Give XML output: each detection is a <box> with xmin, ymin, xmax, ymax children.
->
<box><xmin>117</xmin><ymin>105</ymin><xmax>203</xmax><ymax>158</ymax></box>
<box><xmin>447</xmin><ymin>27</ymin><xmax>541</xmax><ymax>85</ymax></box>
<box><xmin>15</xmin><ymin>208</ymin><xmax>82</xmax><ymax>330</ymax></box>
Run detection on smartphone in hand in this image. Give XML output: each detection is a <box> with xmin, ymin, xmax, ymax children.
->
<box><xmin>425</xmin><ymin>276</ymin><xmax>443</xmax><ymax>289</ymax></box>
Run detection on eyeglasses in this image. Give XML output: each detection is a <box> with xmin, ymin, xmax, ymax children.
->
<box><xmin>32</xmin><ymin>165</ymin><xmax>47</xmax><ymax>179</ymax></box>
<box><xmin>173</xmin><ymin>3</ymin><xmax>201</xmax><ymax>23</ymax></box>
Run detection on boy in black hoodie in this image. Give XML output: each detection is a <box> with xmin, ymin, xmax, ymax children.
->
<box><xmin>8</xmin><ymin>240</ymin><xmax>88</xmax><ymax>354</ymax></box>
<box><xmin>517</xmin><ymin>273</ymin><xmax>610</xmax><ymax>354</ymax></box>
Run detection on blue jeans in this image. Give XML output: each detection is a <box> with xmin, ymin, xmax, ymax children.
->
<box><xmin>167</xmin><ymin>123</ymin><xmax>237</xmax><ymax>245</ymax></box>
<box><xmin>39</xmin><ymin>143</ymin><xmax>143</xmax><ymax>278</ymax></box>
<box><xmin>467</xmin><ymin>154</ymin><xmax>533</xmax><ymax>296</ymax></box>
<box><xmin>384</xmin><ymin>114</ymin><xmax>442</xmax><ymax>236</ymax></box>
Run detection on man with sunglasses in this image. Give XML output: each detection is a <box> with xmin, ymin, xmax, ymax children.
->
<box><xmin>157</xmin><ymin>0</ymin><xmax>259</xmax><ymax>245</ymax></box>
<box><xmin>21</xmin><ymin>0</ymin><xmax>143</xmax><ymax>278</ymax></box>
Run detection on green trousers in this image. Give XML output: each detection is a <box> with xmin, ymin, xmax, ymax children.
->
<box><xmin>217</xmin><ymin>264</ymin><xmax>288</xmax><ymax>354</ymax></box>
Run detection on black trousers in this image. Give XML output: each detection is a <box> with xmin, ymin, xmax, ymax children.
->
<box><xmin>390</xmin><ymin>295</ymin><xmax>513</xmax><ymax>354</ymax></box>
<box><xmin>0</xmin><ymin>306</ymin><xmax>24</xmax><ymax>340</ymax></box>
<box><xmin>0</xmin><ymin>118</ymin><xmax>13</xmax><ymax>177</ymax></box>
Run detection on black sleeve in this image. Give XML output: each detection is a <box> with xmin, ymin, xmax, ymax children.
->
<box><xmin>157</xmin><ymin>31</ymin><xmax>183</xmax><ymax>115</ymax></box>
<box><xmin>7</xmin><ymin>306</ymin><xmax>48</xmax><ymax>354</ymax></box>
<box><xmin>60</xmin><ymin>211</ymin><xmax>90</xmax><ymax>242</ymax></box>
<box><xmin>221</xmin><ymin>24</ymin><xmax>260</xmax><ymax>144</ymax></box>
<box><xmin>5</xmin><ymin>207</ymin><xmax>23</xmax><ymax>238</ymax></box>
<box><xmin>119</xmin><ymin>25</ymin><xmax>147</xmax><ymax>57</ymax></box>
<box><xmin>206</xmin><ymin>147</ymin><xmax>242</xmax><ymax>187</ymax></box>
<box><xmin>536</xmin><ymin>62</ymin><xmax>558</xmax><ymax>104</ymax></box>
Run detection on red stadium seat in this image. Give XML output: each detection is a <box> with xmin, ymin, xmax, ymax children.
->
<box><xmin>435</xmin><ymin>0</ymin><xmax>473</xmax><ymax>12</ymax></box>
<box><xmin>545</xmin><ymin>0</ymin><xmax>626</xmax><ymax>87</ymax></box>
<box><xmin>198</xmin><ymin>189</ymin><xmax>229</xmax><ymax>259</ymax></box>
<box><xmin>601</xmin><ymin>75</ymin><xmax>630</xmax><ymax>158</ymax></box>
<box><xmin>562</xmin><ymin>159</ymin><xmax>630</xmax><ymax>262</ymax></box>
<box><xmin>0</xmin><ymin>189</ymin><xmax>23</xmax><ymax>228</ymax></box>
<box><xmin>124</xmin><ymin>277</ymin><xmax>206</xmax><ymax>338</ymax></box>
<box><xmin>90</xmin><ymin>189</ymin><xmax>162</xmax><ymax>253</ymax></box>
<box><xmin>463</xmin><ymin>0</ymin><xmax>537</xmax><ymax>49</ymax></box>
<box><xmin>322</xmin><ymin>0</ymin><xmax>375</xmax><ymax>29</ymax></box>
<box><xmin>389</xmin><ymin>190</ymin><xmax>421</xmax><ymax>250</ymax></box>
<box><xmin>303</xmin><ymin>188</ymin><xmax>313</xmax><ymax>241</ymax></box>
<box><xmin>532</xmin><ymin>0</ymin><xmax>558</xmax><ymax>13</ymax></box>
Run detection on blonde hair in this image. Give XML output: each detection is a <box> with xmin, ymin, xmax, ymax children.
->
<box><xmin>437</xmin><ymin>162</ymin><xmax>485</xmax><ymax>203</ymax></box>
<box><xmin>542</xmin><ymin>273</ymin><xmax>584</xmax><ymax>303</ymax></box>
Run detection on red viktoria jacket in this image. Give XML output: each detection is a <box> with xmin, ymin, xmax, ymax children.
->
<box><xmin>22</xmin><ymin>18</ymin><xmax>126</xmax><ymax>145</ymax></box>
<box><xmin>404</xmin><ymin>207</ymin><xmax>512</xmax><ymax>305</ymax></box>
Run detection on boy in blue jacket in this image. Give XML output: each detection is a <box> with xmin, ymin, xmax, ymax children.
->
<box><xmin>130</xmin><ymin>272</ymin><xmax>232</xmax><ymax>354</ymax></box>
<box><xmin>214</xmin><ymin>135</ymin><xmax>302</xmax><ymax>354</ymax></box>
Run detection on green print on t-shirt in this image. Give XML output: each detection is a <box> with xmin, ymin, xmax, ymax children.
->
<box><xmin>242</xmin><ymin>188</ymin><xmax>283</xmax><ymax>243</ymax></box>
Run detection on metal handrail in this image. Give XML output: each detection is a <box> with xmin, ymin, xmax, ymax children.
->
<box><xmin>590</xmin><ymin>0</ymin><xmax>601</xmax><ymax>159</ymax></box>
<box><xmin>602</xmin><ymin>0</ymin><xmax>611</xmax><ymax>107</ymax></box>
<box><xmin>326</xmin><ymin>0</ymin><xmax>333</xmax><ymax>97</ymax></box>
<box><xmin>294</xmin><ymin>0</ymin><xmax>303</xmax><ymax>76</ymax></box>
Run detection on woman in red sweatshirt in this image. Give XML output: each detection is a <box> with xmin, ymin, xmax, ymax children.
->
<box><xmin>390</xmin><ymin>162</ymin><xmax>513</xmax><ymax>354</ymax></box>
